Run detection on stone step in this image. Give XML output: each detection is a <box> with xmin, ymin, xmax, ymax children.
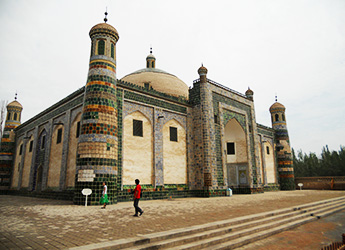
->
<box><xmin>205</xmin><ymin>205</ymin><xmax>345</xmax><ymax>250</ymax></box>
<box><xmin>122</xmin><ymin>199</ymin><xmax>345</xmax><ymax>250</ymax></box>
<box><xmin>168</xmin><ymin>202</ymin><xmax>345</xmax><ymax>250</ymax></box>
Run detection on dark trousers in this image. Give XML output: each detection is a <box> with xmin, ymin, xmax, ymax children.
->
<box><xmin>134</xmin><ymin>198</ymin><xmax>142</xmax><ymax>215</ymax></box>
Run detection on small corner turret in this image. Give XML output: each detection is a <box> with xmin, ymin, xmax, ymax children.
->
<box><xmin>245</xmin><ymin>87</ymin><xmax>254</xmax><ymax>101</ymax></box>
<box><xmin>198</xmin><ymin>64</ymin><xmax>208</xmax><ymax>83</ymax></box>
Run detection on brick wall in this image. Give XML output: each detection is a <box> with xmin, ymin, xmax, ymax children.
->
<box><xmin>295</xmin><ymin>176</ymin><xmax>345</xmax><ymax>190</ymax></box>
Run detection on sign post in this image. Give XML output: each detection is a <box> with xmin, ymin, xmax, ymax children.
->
<box><xmin>82</xmin><ymin>188</ymin><xmax>92</xmax><ymax>207</ymax></box>
<box><xmin>298</xmin><ymin>183</ymin><xmax>303</xmax><ymax>190</ymax></box>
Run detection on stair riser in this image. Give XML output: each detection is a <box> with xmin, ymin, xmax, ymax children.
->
<box><xmin>178</xmin><ymin>216</ymin><xmax>316</xmax><ymax>250</ymax></box>
<box><xmin>162</xmin><ymin>200</ymin><xmax>345</xmax><ymax>249</ymax></box>
<box><xmin>214</xmin><ymin>208</ymin><xmax>345</xmax><ymax>250</ymax></box>
<box><xmin>222</xmin><ymin>220</ymin><xmax>316</xmax><ymax>250</ymax></box>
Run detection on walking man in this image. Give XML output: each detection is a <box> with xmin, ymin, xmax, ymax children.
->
<box><xmin>133</xmin><ymin>179</ymin><xmax>144</xmax><ymax>217</ymax></box>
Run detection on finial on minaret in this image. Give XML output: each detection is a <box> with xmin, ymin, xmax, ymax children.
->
<box><xmin>15</xmin><ymin>91</ymin><xmax>17</xmax><ymax>100</ymax></box>
<box><xmin>150</xmin><ymin>46</ymin><xmax>152</xmax><ymax>54</ymax></box>
<box><xmin>275</xmin><ymin>95</ymin><xmax>277</xmax><ymax>102</ymax></box>
<box><xmin>104</xmin><ymin>8</ymin><xmax>108</xmax><ymax>23</ymax></box>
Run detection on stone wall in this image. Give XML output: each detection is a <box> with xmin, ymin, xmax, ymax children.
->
<box><xmin>295</xmin><ymin>176</ymin><xmax>345</xmax><ymax>190</ymax></box>
<box><xmin>12</xmin><ymin>88</ymin><xmax>84</xmax><ymax>192</ymax></box>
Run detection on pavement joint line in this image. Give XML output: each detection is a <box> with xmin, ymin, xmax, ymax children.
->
<box><xmin>68</xmin><ymin>195</ymin><xmax>345</xmax><ymax>250</ymax></box>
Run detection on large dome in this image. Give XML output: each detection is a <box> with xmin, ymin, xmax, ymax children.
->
<box><xmin>120</xmin><ymin>53</ymin><xmax>189</xmax><ymax>99</ymax></box>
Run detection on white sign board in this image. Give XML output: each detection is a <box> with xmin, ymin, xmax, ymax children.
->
<box><xmin>78</xmin><ymin>169</ymin><xmax>95</xmax><ymax>182</ymax></box>
<box><xmin>298</xmin><ymin>183</ymin><xmax>303</xmax><ymax>190</ymax></box>
<box><xmin>82</xmin><ymin>188</ymin><xmax>92</xmax><ymax>207</ymax></box>
<box><xmin>82</xmin><ymin>188</ymin><xmax>92</xmax><ymax>195</ymax></box>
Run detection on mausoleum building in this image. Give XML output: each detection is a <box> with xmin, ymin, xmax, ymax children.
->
<box><xmin>0</xmin><ymin>17</ymin><xmax>295</xmax><ymax>205</ymax></box>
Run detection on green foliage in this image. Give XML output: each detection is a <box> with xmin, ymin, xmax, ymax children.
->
<box><xmin>293</xmin><ymin>145</ymin><xmax>345</xmax><ymax>177</ymax></box>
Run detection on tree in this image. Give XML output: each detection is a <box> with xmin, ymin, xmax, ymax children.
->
<box><xmin>293</xmin><ymin>145</ymin><xmax>345</xmax><ymax>177</ymax></box>
<box><xmin>0</xmin><ymin>100</ymin><xmax>8</xmax><ymax>140</ymax></box>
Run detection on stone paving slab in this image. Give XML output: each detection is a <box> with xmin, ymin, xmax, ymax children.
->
<box><xmin>1</xmin><ymin>190</ymin><xmax>345</xmax><ymax>249</ymax></box>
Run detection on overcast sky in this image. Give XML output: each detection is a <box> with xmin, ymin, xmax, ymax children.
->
<box><xmin>0</xmin><ymin>0</ymin><xmax>344</xmax><ymax>155</ymax></box>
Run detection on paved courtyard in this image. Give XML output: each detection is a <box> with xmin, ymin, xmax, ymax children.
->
<box><xmin>1</xmin><ymin>190</ymin><xmax>345</xmax><ymax>249</ymax></box>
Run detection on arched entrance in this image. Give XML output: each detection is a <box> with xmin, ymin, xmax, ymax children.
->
<box><xmin>224</xmin><ymin>118</ymin><xmax>249</xmax><ymax>187</ymax></box>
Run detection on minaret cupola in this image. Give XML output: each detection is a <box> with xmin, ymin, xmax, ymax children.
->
<box><xmin>146</xmin><ymin>47</ymin><xmax>156</xmax><ymax>68</ymax></box>
<box><xmin>5</xmin><ymin>93</ymin><xmax>23</xmax><ymax>130</ymax></box>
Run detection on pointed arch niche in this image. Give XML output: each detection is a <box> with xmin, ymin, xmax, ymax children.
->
<box><xmin>263</xmin><ymin>141</ymin><xmax>276</xmax><ymax>184</ymax></box>
<box><xmin>163</xmin><ymin>119</ymin><xmax>187</xmax><ymax>185</ymax></box>
<box><xmin>11</xmin><ymin>140</ymin><xmax>24</xmax><ymax>188</ymax></box>
<box><xmin>47</xmin><ymin>124</ymin><xmax>64</xmax><ymax>188</ymax></box>
<box><xmin>66</xmin><ymin>112</ymin><xmax>82</xmax><ymax>188</ymax></box>
<box><xmin>123</xmin><ymin>111</ymin><xmax>153</xmax><ymax>185</ymax></box>
<box><xmin>224</xmin><ymin>118</ymin><xmax>248</xmax><ymax>164</ymax></box>
<box><xmin>21</xmin><ymin>135</ymin><xmax>34</xmax><ymax>188</ymax></box>
<box><xmin>32</xmin><ymin>129</ymin><xmax>47</xmax><ymax>191</ymax></box>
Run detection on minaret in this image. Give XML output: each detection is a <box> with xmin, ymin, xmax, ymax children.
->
<box><xmin>74</xmin><ymin>12</ymin><xmax>120</xmax><ymax>205</ymax></box>
<box><xmin>269</xmin><ymin>98</ymin><xmax>295</xmax><ymax>190</ymax></box>
<box><xmin>0</xmin><ymin>94</ymin><xmax>23</xmax><ymax>190</ymax></box>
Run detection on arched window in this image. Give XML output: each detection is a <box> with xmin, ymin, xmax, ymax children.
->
<box><xmin>282</xmin><ymin>114</ymin><xmax>285</xmax><ymax>121</ymax></box>
<box><xmin>151</xmin><ymin>61</ymin><xmax>155</xmax><ymax>68</ymax></box>
<box><xmin>14</xmin><ymin>113</ymin><xmax>17</xmax><ymax>121</ymax></box>
<box><xmin>275</xmin><ymin>114</ymin><xmax>279</xmax><ymax>121</ymax></box>
<box><xmin>76</xmin><ymin>121</ymin><xmax>81</xmax><ymax>138</ymax></box>
<box><xmin>98</xmin><ymin>40</ymin><xmax>105</xmax><ymax>55</ymax></box>
<box><xmin>7</xmin><ymin>112</ymin><xmax>11</xmax><ymax>120</ymax></box>
<box><xmin>111</xmin><ymin>43</ymin><xmax>115</xmax><ymax>59</ymax></box>
<box><xmin>91</xmin><ymin>42</ymin><xmax>94</xmax><ymax>56</ymax></box>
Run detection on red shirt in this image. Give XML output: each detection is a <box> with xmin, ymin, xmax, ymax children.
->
<box><xmin>134</xmin><ymin>184</ymin><xmax>141</xmax><ymax>199</ymax></box>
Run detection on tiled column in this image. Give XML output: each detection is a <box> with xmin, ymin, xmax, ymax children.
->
<box><xmin>270</xmin><ymin>102</ymin><xmax>295</xmax><ymax>190</ymax></box>
<box><xmin>74</xmin><ymin>21</ymin><xmax>120</xmax><ymax>205</ymax></box>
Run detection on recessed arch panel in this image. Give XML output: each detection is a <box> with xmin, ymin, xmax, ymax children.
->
<box><xmin>163</xmin><ymin>119</ymin><xmax>187</xmax><ymax>184</ymax></box>
<box><xmin>123</xmin><ymin>111</ymin><xmax>153</xmax><ymax>185</ymax></box>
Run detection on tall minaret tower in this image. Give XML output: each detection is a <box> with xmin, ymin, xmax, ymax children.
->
<box><xmin>269</xmin><ymin>98</ymin><xmax>295</xmax><ymax>190</ymax></box>
<box><xmin>74</xmin><ymin>12</ymin><xmax>120</xmax><ymax>205</ymax></box>
<box><xmin>0</xmin><ymin>94</ymin><xmax>23</xmax><ymax>190</ymax></box>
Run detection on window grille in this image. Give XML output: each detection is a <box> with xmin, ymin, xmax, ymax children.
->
<box><xmin>133</xmin><ymin>120</ymin><xmax>143</xmax><ymax>137</ymax></box>
<box><xmin>227</xmin><ymin>142</ymin><xmax>235</xmax><ymax>155</ymax></box>
<box><xmin>170</xmin><ymin>127</ymin><xmax>178</xmax><ymax>142</ymax></box>
<box><xmin>57</xmin><ymin>128</ymin><xmax>63</xmax><ymax>144</ymax></box>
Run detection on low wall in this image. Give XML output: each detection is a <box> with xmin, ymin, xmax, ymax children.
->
<box><xmin>295</xmin><ymin>176</ymin><xmax>345</xmax><ymax>190</ymax></box>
